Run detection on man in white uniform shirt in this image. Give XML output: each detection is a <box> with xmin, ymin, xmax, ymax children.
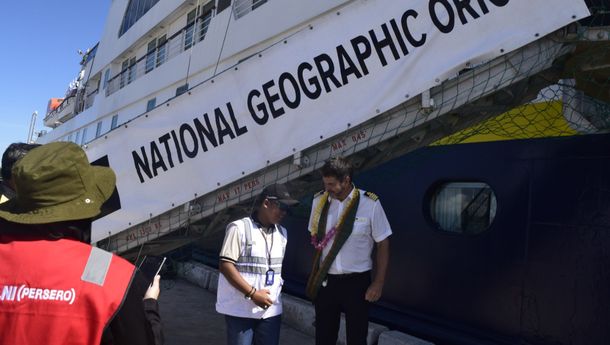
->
<box><xmin>306</xmin><ymin>157</ymin><xmax>392</xmax><ymax>345</ymax></box>
<box><xmin>217</xmin><ymin>183</ymin><xmax>298</xmax><ymax>345</ymax></box>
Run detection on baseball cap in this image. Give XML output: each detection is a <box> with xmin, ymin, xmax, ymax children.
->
<box><xmin>260</xmin><ymin>183</ymin><xmax>299</xmax><ymax>207</ymax></box>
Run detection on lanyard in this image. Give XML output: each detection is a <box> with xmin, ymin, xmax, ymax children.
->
<box><xmin>259</xmin><ymin>226</ymin><xmax>274</xmax><ymax>267</ymax></box>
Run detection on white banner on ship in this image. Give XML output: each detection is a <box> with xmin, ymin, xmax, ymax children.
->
<box><xmin>88</xmin><ymin>0</ymin><xmax>590</xmax><ymax>242</ymax></box>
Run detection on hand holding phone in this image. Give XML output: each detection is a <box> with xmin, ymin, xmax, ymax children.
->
<box><xmin>144</xmin><ymin>274</ymin><xmax>161</xmax><ymax>300</ymax></box>
<box><xmin>138</xmin><ymin>255</ymin><xmax>166</xmax><ymax>287</ymax></box>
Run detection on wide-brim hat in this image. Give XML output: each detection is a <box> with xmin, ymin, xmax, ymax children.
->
<box><xmin>0</xmin><ymin>142</ymin><xmax>116</xmax><ymax>224</ymax></box>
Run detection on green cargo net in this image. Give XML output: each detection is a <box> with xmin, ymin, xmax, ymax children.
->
<box><xmin>434</xmin><ymin>2</ymin><xmax>610</xmax><ymax>146</ymax></box>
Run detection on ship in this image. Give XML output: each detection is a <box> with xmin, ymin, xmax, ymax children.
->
<box><xmin>36</xmin><ymin>0</ymin><xmax>610</xmax><ymax>343</ymax></box>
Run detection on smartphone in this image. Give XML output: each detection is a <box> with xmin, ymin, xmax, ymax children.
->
<box><xmin>137</xmin><ymin>255</ymin><xmax>166</xmax><ymax>286</ymax></box>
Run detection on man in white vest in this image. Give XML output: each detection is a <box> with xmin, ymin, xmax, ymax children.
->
<box><xmin>216</xmin><ymin>183</ymin><xmax>298</xmax><ymax>345</ymax></box>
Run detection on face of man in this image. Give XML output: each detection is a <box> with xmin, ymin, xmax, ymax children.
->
<box><xmin>323</xmin><ymin>175</ymin><xmax>352</xmax><ymax>201</ymax></box>
<box><xmin>258</xmin><ymin>199</ymin><xmax>287</xmax><ymax>227</ymax></box>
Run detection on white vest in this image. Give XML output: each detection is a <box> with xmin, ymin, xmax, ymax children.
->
<box><xmin>216</xmin><ymin>217</ymin><xmax>287</xmax><ymax>318</ymax></box>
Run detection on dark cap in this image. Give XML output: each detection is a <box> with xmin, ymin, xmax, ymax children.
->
<box><xmin>260</xmin><ymin>183</ymin><xmax>299</xmax><ymax>207</ymax></box>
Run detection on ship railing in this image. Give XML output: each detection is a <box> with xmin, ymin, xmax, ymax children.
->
<box><xmin>85</xmin><ymin>88</ymin><xmax>99</xmax><ymax>110</ymax></box>
<box><xmin>104</xmin><ymin>0</ymin><xmax>271</xmax><ymax>97</ymax></box>
<box><xmin>75</xmin><ymin>88</ymin><xmax>87</xmax><ymax>114</ymax></box>
<box><xmin>233</xmin><ymin>0</ymin><xmax>268</xmax><ymax>19</ymax></box>
<box><xmin>105</xmin><ymin>9</ymin><xmax>217</xmax><ymax>97</ymax></box>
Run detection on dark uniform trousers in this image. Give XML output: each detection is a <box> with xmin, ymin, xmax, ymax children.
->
<box><xmin>314</xmin><ymin>271</ymin><xmax>371</xmax><ymax>345</ymax></box>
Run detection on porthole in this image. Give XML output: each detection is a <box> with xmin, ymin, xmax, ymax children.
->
<box><xmin>429</xmin><ymin>182</ymin><xmax>497</xmax><ymax>235</ymax></box>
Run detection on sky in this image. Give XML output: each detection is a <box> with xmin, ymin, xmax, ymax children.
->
<box><xmin>0</xmin><ymin>1</ymin><xmax>109</xmax><ymax>155</ymax></box>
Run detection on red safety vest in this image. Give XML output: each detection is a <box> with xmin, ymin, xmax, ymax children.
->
<box><xmin>0</xmin><ymin>236</ymin><xmax>134</xmax><ymax>345</ymax></box>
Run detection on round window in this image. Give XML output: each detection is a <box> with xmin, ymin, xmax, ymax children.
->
<box><xmin>429</xmin><ymin>182</ymin><xmax>497</xmax><ymax>234</ymax></box>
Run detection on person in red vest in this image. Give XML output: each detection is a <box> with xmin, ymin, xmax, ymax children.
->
<box><xmin>0</xmin><ymin>142</ymin><xmax>163</xmax><ymax>345</ymax></box>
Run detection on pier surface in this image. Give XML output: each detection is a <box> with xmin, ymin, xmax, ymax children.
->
<box><xmin>159</xmin><ymin>279</ymin><xmax>314</xmax><ymax>345</ymax></box>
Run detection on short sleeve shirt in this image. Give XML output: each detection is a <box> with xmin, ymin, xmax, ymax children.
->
<box><xmin>307</xmin><ymin>187</ymin><xmax>392</xmax><ymax>274</ymax></box>
<box><xmin>219</xmin><ymin>224</ymin><xmax>241</xmax><ymax>264</ymax></box>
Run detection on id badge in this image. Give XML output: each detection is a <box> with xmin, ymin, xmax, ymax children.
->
<box><xmin>265</xmin><ymin>269</ymin><xmax>275</xmax><ymax>286</ymax></box>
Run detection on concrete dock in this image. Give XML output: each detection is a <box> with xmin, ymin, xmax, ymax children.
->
<box><xmin>159</xmin><ymin>262</ymin><xmax>431</xmax><ymax>345</ymax></box>
<box><xmin>159</xmin><ymin>279</ymin><xmax>314</xmax><ymax>345</ymax></box>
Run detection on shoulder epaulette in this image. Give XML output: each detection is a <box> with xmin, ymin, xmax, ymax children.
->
<box><xmin>314</xmin><ymin>189</ymin><xmax>325</xmax><ymax>198</ymax></box>
<box><xmin>364</xmin><ymin>191</ymin><xmax>379</xmax><ymax>201</ymax></box>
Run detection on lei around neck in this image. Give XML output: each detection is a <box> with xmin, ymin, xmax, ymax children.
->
<box><xmin>309</xmin><ymin>187</ymin><xmax>359</xmax><ymax>250</ymax></box>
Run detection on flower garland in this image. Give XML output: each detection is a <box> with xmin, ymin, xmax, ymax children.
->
<box><xmin>310</xmin><ymin>187</ymin><xmax>359</xmax><ymax>250</ymax></box>
<box><xmin>309</xmin><ymin>192</ymin><xmax>329</xmax><ymax>237</ymax></box>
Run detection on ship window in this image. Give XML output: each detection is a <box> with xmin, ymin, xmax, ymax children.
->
<box><xmin>103</xmin><ymin>69</ymin><xmax>110</xmax><ymax>89</ymax></box>
<box><xmin>198</xmin><ymin>3</ymin><xmax>214</xmax><ymax>42</ymax></box>
<box><xmin>81</xmin><ymin>128</ymin><xmax>88</xmax><ymax>145</ymax></box>
<box><xmin>253</xmin><ymin>0</ymin><xmax>267</xmax><ymax>11</ymax></box>
<box><xmin>147</xmin><ymin>98</ymin><xmax>156</xmax><ymax>112</ymax></box>
<box><xmin>96</xmin><ymin>121</ymin><xmax>103</xmax><ymax>138</ymax></box>
<box><xmin>146</xmin><ymin>40</ymin><xmax>157</xmax><ymax>73</ymax></box>
<box><xmin>119</xmin><ymin>0</ymin><xmax>161</xmax><ymax>37</ymax></box>
<box><xmin>184</xmin><ymin>9</ymin><xmax>197</xmax><ymax>50</ymax></box>
<box><xmin>120</xmin><ymin>57</ymin><xmax>136</xmax><ymax>88</ymax></box>
<box><xmin>156</xmin><ymin>35</ymin><xmax>167</xmax><ymax>67</ymax></box>
<box><xmin>234</xmin><ymin>0</ymin><xmax>267</xmax><ymax>19</ymax></box>
<box><xmin>217</xmin><ymin>0</ymin><xmax>231</xmax><ymax>13</ymax></box>
<box><xmin>128</xmin><ymin>57</ymin><xmax>136</xmax><ymax>84</ymax></box>
<box><xmin>120</xmin><ymin>60</ymin><xmax>128</xmax><ymax>88</ymax></box>
<box><xmin>75</xmin><ymin>130</ymin><xmax>81</xmax><ymax>145</ymax></box>
<box><xmin>429</xmin><ymin>182</ymin><xmax>497</xmax><ymax>235</ymax></box>
<box><xmin>111</xmin><ymin>115</ymin><xmax>119</xmax><ymax>130</ymax></box>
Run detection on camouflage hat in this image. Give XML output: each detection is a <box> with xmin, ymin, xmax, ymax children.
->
<box><xmin>0</xmin><ymin>142</ymin><xmax>116</xmax><ymax>224</ymax></box>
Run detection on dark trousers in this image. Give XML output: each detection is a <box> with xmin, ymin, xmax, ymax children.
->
<box><xmin>314</xmin><ymin>271</ymin><xmax>371</xmax><ymax>345</ymax></box>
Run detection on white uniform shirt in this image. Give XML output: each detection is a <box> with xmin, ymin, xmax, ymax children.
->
<box><xmin>308</xmin><ymin>187</ymin><xmax>392</xmax><ymax>274</ymax></box>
